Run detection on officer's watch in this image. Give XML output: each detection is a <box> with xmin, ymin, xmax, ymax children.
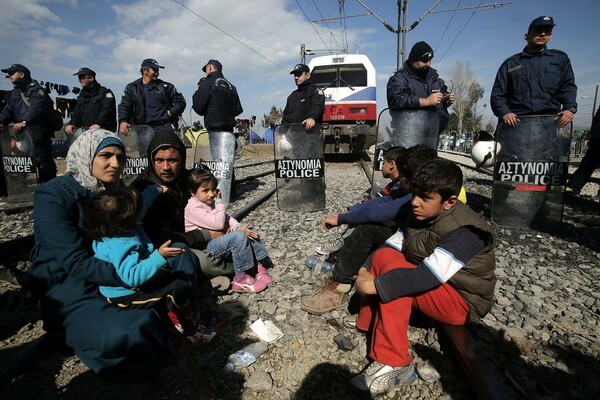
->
<box><xmin>567</xmin><ymin>107</ymin><xmax>577</xmax><ymax>114</ymax></box>
<box><xmin>21</xmin><ymin>121</ymin><xmax>27</xmax><ymax>125</ymax></box>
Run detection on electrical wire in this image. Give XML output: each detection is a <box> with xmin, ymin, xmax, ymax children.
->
<box><xmin>311</xmin><ymin>0</ymin><xmax>343</xmax><ymax>52</ymax></box>
<box><xmin>434</xmin><ymin>0</ymin><xmax>461</xmax><ymax>54</ymax></box>
<box><xmin>435</xmin><ymin>0</ymin><xmax>485</xmax><ymax>67</ymax></box>
<box><xmin>294</xmin><ymin>0</ymin><xmax>332</xmax><ymax>54</ymax></box>
<box><xmin>172</xmin><ymin>0</ymin><xmax>288</xmax><ymax>71</ymax></box>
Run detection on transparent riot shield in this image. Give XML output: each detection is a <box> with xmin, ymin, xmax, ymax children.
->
<box><xmin>371</xmin><ymin>108</ymin><xmax>439</xmax><ymax>195</ymax></box>
<box><xmin>274</xmin><ymin>123</ymin><xmax>325</xmax><ymax>211</ymax></box>
<box><xmin>491</xmin><ymin>115</ymin><xmax>571</xmax><ymax>229</ymax></box>
<box><xmin>67</xmin><ymin>127</ymin><xmax>87</xmax><ymax>146</ymax></box>
<box><xmin>1</xmin><ymin>126</ymin><xmax>38</xmax><ymax>201</ymax></box>
<box><xmin>193</xmin><ymin>131</ymin><xmax>236</xmax><ymax>206</ymax></box>
<box><xmin>119</xmin><ymin>125</ymin><xmax>154</xmax><ymax>185</ymax></box>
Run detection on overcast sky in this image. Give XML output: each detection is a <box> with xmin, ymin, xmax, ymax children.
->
<box><xmin>1</xmin><ymin>0</ymin><xmax>598</xmax><ymax>130</ymax></box>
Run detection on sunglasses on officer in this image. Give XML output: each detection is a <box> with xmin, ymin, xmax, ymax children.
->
<box><xmin>420</xmin><ymin>51</ymin><xmax>434</xmax><ymax>62</ymax></box>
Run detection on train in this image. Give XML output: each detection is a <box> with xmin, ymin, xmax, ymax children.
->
<box><xmin>308</xmin><ymin>54</ymin><xmax>377</xmax><ymax>154</ymax></box>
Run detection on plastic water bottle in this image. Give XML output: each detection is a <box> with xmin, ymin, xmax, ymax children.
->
<box><xmin>224</xmin><ymin>341</ymin><xmax>268</xmax><ymax>372</ymax></box>
<box><xmin>305</xmin><ymin>255</ymin><xmax>334</xmax><ymax>273</ymax></box>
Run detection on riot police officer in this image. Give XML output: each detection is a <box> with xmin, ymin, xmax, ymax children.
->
<box><xmin>0</xmin><ymin>64</ymin><xmax>57</xmax><ymax>182</ymax></box>
<box><xmin>282</xmin><ymin>63</ymin><xmax>324</xmax><ymax>129</ymax></box>
<box><xmin>192</xmin><ymin>59</ymin><xmax>243</xmax><ymax>133</ymax></box>
<box><xmin>118</xmin><ymin>59</ymin><xmax>186</xmax><ymax>135</ymax></box>
<box><xmin>491</xmin><ymin>16</ymin><xmax>577</xmax><ymax>128</ymax></box>
<box><xmin>65</xmin><ymin>67</ymin><xmax>117</xmax><ymax>134</ymax></box>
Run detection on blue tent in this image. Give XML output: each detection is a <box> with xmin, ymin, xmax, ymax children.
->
<box><xmin>263</xmin><ymin>128</ymin><xmax>274</xmax><ymax>144</ymax></box>
<box><xmin>246</xmin><ymin>130</ymin><xmax>264</xmax><ymax>144</ymax></box>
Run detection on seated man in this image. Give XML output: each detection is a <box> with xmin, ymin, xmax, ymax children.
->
<box><xmin>300</xmin><ymin>145</ymin><xmax>437</xmax><ymax>314</ymax></box>
<box><xmin>131</xmin><ymin>131</ymin><xmax>233</xmax><ymax>285</ymax></box>
<box><xmin>350</xmin><ymin>159</ymin><xmax>496</xmax><ymax>397</ymax></box>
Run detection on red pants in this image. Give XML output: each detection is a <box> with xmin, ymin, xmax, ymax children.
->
<box><xmin>356</xmin><ymin>247</ymin><xmax>469</xmax><ymax>367</ymax></box>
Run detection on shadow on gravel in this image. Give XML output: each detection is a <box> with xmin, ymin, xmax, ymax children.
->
<box><xmin>468</xmin><ymin>324</ymin><xmax>600</xmax><ymax>399</ymax></box>
<box><xmin>292</xmin><ymin>362</ymin><xmax>370</xmax><ymax>400</ymax></box>
<box><xmin>2</xmin><ymin>299</ymin><xmax>254</xmax><ymax>400</ymax></box>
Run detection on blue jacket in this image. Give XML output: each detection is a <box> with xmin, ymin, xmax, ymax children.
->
<box><xmin>340</xmin><ymin>190</ymin><xmax>412</xmax><ymax>226</ymax></box>
<box><xmin>490</xmin><ymin>46</ymin><xmax>577</xmax><ymax>118</ymax></box>
<box><xmin>386</xmin><ymin>61</ymin><xmax>450</xmax><ymax>132</ymax></box>
<box><xmin>0</xmin><ymin>79</ymin><xmax>54</xmax><ymax>128</ymax></box>
<box><xmin>96</xmin><ymin>185</ymin><xmax>165</xmax><ymax>298</ymax></box>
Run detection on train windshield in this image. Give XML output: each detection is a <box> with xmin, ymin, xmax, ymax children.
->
<box><xmin>311</xmin><ymin>64</ymin><xmax>368</xmax><ymax>88</ymax></box>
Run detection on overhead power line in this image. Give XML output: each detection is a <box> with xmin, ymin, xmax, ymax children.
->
<box><xmin>295</xmin><ymin>0</ymin><xmax>332</xmax><ymax>54</ymax></box>
<box><xmin>172</xmin><ymin>0</ymin><xmax>288</xmax><ymax>71</ymax></box>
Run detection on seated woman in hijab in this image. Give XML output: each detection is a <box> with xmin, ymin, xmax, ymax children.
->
<box><xmin>26</xmin><ymin>129</ymin><xmax>202</xmax><ymax>383</ymax></box>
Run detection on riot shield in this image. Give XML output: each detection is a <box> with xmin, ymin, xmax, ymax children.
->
<box><xmin>274</xmin><ymin>123</ymin><xmax>325</xmax><ymax>211</ymax></box>
<box><xmin>119</xmin><ymin>125</ymin><xmax>154</xmax><ymax>185</ymax></box>
<box><xmin>193</xmin><ymin>131</ymin><xmax>235</xmax><ymax>206</ymax></box>
<box><xmin>371</xmin><ymin>108</ymin><xmax>438</xmax><ymax>195</ymax></box>
<box><xmin>67</xmin><ymin>127</ymin><xmax>87</xmax><ymax>146</ymax></box>
<box><xmin>1</xmin><ymin>126</ymin><xmax>38</xmax><ymax>201</ymax></box>
<box><xmin>491</xmin><ymin>115</ymin><xmax>571</xmax><ymax>229</ymax></box>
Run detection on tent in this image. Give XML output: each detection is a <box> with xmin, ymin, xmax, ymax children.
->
<box><xmin>245</xmin><ymin>130</ymin><xmax>264</xmax><ymax>144</ymax></box>
<box><xmin>263</xmin><ymin>127</ymin><xmax>274</xmax><ymax>144</ymax></box>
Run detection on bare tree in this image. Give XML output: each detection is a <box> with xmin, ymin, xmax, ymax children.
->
<box><xmin>262</xmin><ymin>105</ymin><xmax>283</xmax><ymax>128</ymax></box>
<box><xmin>446</xmin><ymin>60</ymin><xmax>484</xmax><ymax>133</ymax></box>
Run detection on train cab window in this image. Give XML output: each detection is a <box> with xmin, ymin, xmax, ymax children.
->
<box><xmin>311</xmin><ymin>64</ymin><xmax>367</xmax><ymax>88</ymax></box>
<box><xmin>311</xmin><ymin>66</ymin><xmax>337</xmax><ymax>87</ymax></box>
<box><xmin>339</xmin><ymin>65</ymin><xmax>367</xmax><ymax>87</ymax></box>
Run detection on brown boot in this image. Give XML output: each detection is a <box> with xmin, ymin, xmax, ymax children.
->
<box><xmin>300</xmin><ymin>276</ymin><xmax>350</xmax><ymax>314</ymax></box>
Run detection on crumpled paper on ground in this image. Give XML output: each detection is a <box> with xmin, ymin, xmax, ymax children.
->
<box><xmin>250</xmin><ymin>318</ymin><xmax>284</xmax><ymax>343</ymax></box>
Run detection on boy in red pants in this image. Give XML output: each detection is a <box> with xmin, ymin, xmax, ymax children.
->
<box><xmin>350</xmin><ymin>159</ymin><xmax>496</xmax><ymax>396</ymax></box>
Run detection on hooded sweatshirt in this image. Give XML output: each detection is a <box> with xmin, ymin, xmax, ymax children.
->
<box><xmin>131</xmin><ymin>131</ymin><xmax>211</xmax><ymax>249</ymax></box>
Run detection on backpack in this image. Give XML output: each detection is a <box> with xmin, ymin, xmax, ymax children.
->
<box><xmin>19</xmin><ymin>91</ymin><xmax>64</xmax><ymax>132</ymax></box>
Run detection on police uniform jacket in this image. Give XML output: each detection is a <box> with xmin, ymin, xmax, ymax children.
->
<box><xmin>282</xmin><ymin>79</ymin><xmax>325</xmax><ymax>124</ymax></box>
<box><xmin>490</xmin><ymin>46</ymin><xmax>577</xmax><ymax>118</ymax></box>
<box><xmin>386</xmin><ymin>61</ymin><xmax>450</xmax><ymax>132</ymax></box>
<box><xmin>0</xmin><ymin>79</ymin><xmax>53</xmax><ymax>130</ymax></box>
<box><xmin>118</xmin><ymin>78</ymin><xmax>186</xmax><ymax>129</ymax></box>
<box><xmin>68</xmin><ymin>81</ymin><xmax>117</xmax><ymax>132</ymax></box>
<box><xmin>192</xmin><ymin>71</ymin><xmax>243</xmax><ymax>132</ymax></box>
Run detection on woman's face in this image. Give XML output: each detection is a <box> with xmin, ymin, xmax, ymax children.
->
<box><xmin>91</xmin><ymin>146</ymin><xmax>125</xmax><ymax>184</ymax></box>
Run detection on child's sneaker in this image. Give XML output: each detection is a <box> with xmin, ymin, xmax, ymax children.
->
<box><xmin>232</xmin><ymin>274</ymin><xmax>267</xmax><ymax>293</ymax></box>
<box><xmin>315</xmin><ymin>237</ymin><xmax>344</xmax><ymax>256</ymax></box>
<box><xmin>185</xmin><ymin>325</ymin><xmax>217</xmax><ymax>344</ymax></box>
<box><xmin>256</xmin><ymin>263</ymin><xmax>273</xmax><ymax>285</ymax></box>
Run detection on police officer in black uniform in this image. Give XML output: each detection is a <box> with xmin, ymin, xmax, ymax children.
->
<box><xmin>65</xmin><ymin>67</ymin><xmax>116</xmax><ymax>134</ymax></box>
<box><xmin>192</xmin><ymin>59</ymin><xmax>243</xmax><ymax>133</ymax></box>
<box><xmin>282</xmin><ymin>63</ymin><xmax>325</xmax><ymax>129</ymax></box>
<box><xmin>118</xmin><ymin>59</ymin><xmax>186</xmax><ymax>135</ymax></box>
<box><xmin>491</xmin><ymin>16</ymin><xmax>577</xmax><ymax>128</ymax></box>
<box><xmin>0</xmin><ymin>64</ymin><xmax>57</xmax><ymax>182</ymax></box>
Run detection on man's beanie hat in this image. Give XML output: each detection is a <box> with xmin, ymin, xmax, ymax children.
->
<box><xmin>408</xmin><ymin>41</ymin><xmax>434</xmax><ymax>62</ymax></box>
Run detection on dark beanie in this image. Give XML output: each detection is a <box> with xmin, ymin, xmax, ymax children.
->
<box><xmin>408</xmin><ymin>41</ymin><xmax>434</xmax><ymax>62</ymax></box>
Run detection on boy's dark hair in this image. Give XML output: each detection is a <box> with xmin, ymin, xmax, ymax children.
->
<box><xmin>397</xmin><ymin>144</ymin><xmax>437</xmax><ymax>181</ymax></box>
<box><xmin>187</xmin><ymin>166</ymin><xmax>218</xmax><ymax>194</ymax></box>
<box><xmin>382</xmin><ymin>146</ymin><xmax>406</xmax><ymax>164</ymax></box>
<box><xmin>83</xmin><ymin>187</ymin><xmax>142</xmax><ymax>240</ymax></box>
<box><xmin>411</xmin><ymin>159</ymin><xmax>463</xmax><ymax>201</ymax></box>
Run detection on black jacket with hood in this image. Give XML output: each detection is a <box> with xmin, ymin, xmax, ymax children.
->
<box><xmin>131</xmin><ymin>131</ymin><xmax>210</xmax><ymax>249</ymax></box>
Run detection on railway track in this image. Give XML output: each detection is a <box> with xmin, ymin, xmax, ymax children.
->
<box><xmin>2</xmin><ymin>151</ymin><xmax>598</xmax><ymax>399</ymax></box>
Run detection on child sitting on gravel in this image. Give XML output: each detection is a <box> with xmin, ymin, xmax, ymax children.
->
<box><xmin>84</xmin><ymin>186</ymin><xmax>216</xmax><ymax>344</ymax></box>
<box><xmin>350</xmin><ymin>159</ymin><xmax>496</xmax><ymax>396</ymax></box>
<box><xmin>184</xmin><ymin>167</ymin><xmax>272</xmax><ymax>293</ymax></box>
